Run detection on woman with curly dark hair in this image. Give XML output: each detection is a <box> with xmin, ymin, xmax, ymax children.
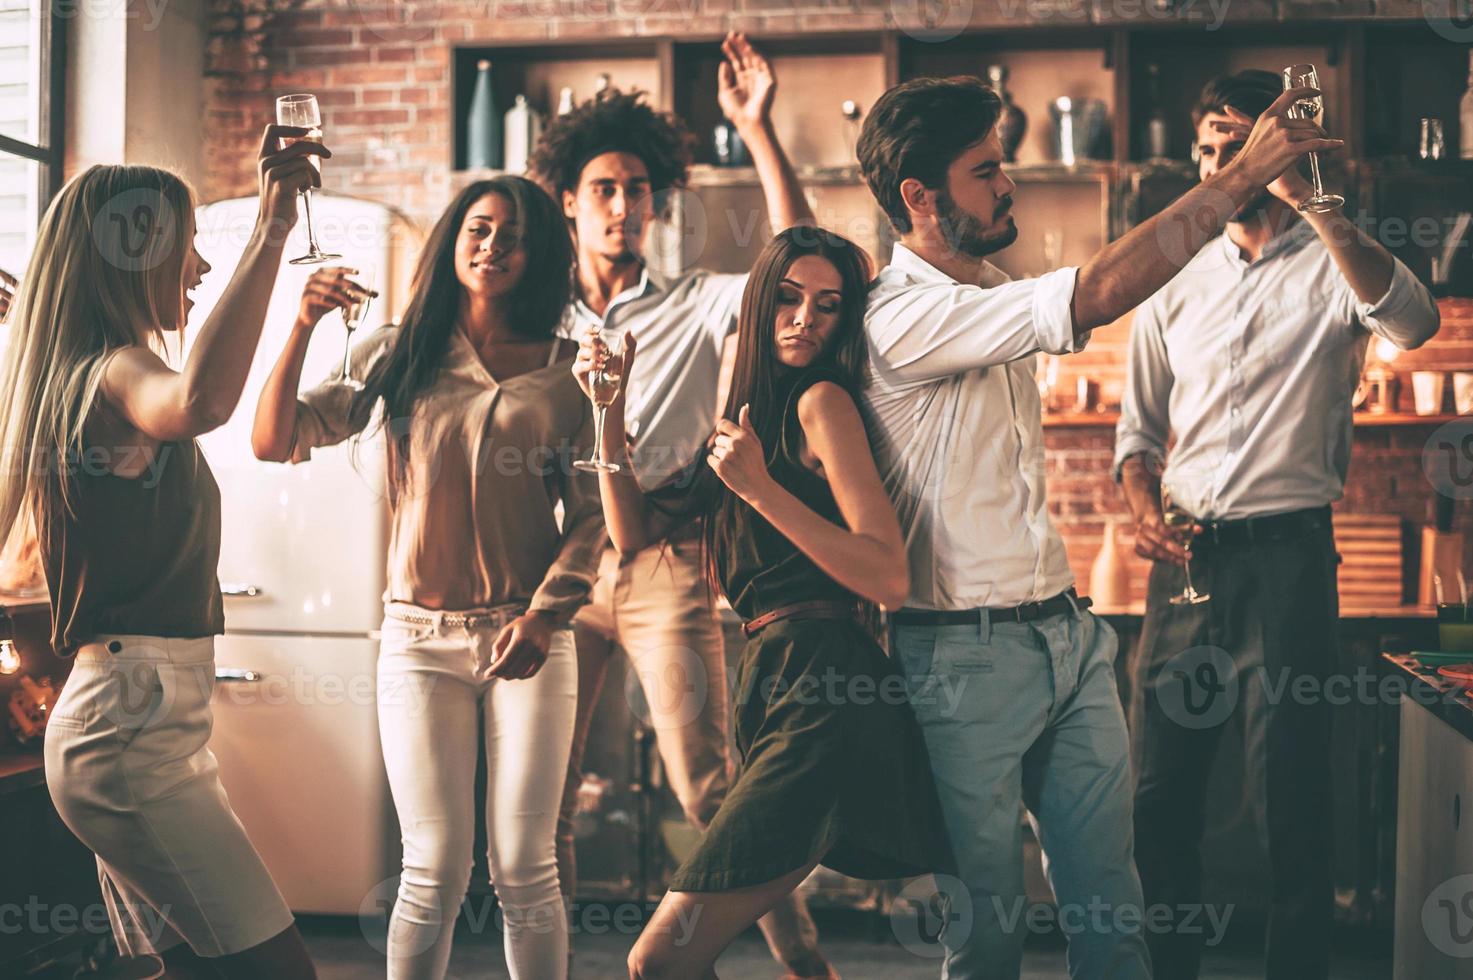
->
<box><xmin>534</xmin><ymin>31</ymin><xmax>839</xmax><ymax>980</ymax></box>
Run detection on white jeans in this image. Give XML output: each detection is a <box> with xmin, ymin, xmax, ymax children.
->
<box><xmin>44</xmin><ymin>634</ymin><xmax>294</xmax><ymax>958</ymax></box>
<box><xmin>377</xmin><ymin>604</ymin><xmax>577</xmax><ymax>980</ymax></box>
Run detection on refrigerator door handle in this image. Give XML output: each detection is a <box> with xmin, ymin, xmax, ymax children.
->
<box><xmin>221</xmin><ymin>583</ymin><xmax>265</xmax><ymax>598</ymax></box>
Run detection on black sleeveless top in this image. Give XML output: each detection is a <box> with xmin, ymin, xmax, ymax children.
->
<box><xmin>42</xmin><ymin>438</ymin><xmax>225</xmax><ymax>653</ymax></box>
<box><xmin>717</xmin><ymin>366</ymin><xmax>860</xmax><ymax>623</ymax></box>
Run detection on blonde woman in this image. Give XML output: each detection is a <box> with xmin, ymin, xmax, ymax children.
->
<box><xmin>0</xmin><ymin>128</ymin><xmax>324</xmax><ymax>978</ymax></box>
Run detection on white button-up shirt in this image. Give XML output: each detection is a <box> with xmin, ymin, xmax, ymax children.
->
<box><xmin>560</xmin><ymin>265</ymin><xmax>747</xmax><ymax>490</ymax></box>
<box><xmin>1113</xmin><ymin>219</ymin><xmax>1440</xmax><ymax>521</ymax></box>
<box><xmin>863</xmin><ymin>243</ymin><xmax>1084</xmax><ymax>610</ymax></box>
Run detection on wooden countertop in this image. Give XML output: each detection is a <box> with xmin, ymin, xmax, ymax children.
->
<box><xmin>1095</xmin><ymin>603</ymin><xmax>1436</xmax><ymax>620</ymax></box>
<box><xmin>1383</xmin><ymin>653</ymin><xmax>1473</xmax><ymax>744</ymax></box>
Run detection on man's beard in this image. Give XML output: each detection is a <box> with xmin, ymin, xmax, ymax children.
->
<box><xmin>936</xmin><ymin>188</ymin><xmax>1019</xmax><ymax>259</ymax></box>
<box><xmin>1230</xmin><ymin>189</ymin><xmax>1274</xmax><ymax>224</ymax></box>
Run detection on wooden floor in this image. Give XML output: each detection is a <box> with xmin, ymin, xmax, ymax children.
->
<box><xmin>295</xmin><ymin>909</ymin><xmax>1394</xmax><ymax>979</ymax></box>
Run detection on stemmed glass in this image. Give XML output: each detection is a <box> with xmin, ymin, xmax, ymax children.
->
<box><xmin>1161</xmin><ymin>485</ymin><xmax>1210</xmax><ymax>606</ymax></box>
<box><xmin>1280</xmin><ymin>64</ymin><xmax>1344</xmax><ymax>214</ymax></box>
<box><xmin>574</xmin><ymin>328</ymin><xmax>626</xmax><ymax>474</ymax></box>
<box><xmin>336</xmin><ymin>266</ymin><xmax>375</xmax><ymax>391</ymax></box>
<box><xmin>275</xmin><ymin>94</ymin><xmax>341</xmax><ymax>265</ymax></box>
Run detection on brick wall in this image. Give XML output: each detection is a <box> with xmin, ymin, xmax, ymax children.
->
<box><xmin>202</xmin><ymin>0</ymin><xmax>1473</xmax><ymax>603</ymax></box>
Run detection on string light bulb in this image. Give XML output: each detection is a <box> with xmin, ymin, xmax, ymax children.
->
<box><xmin>0</xmin><ymin>607</ymin><xmax>16</xmax><ymax>675</ymax></box>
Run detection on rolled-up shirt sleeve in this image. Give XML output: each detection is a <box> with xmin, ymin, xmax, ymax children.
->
<box><xmin>869</xmin><ymin>265</ymin><xmax>1084</xmax><ymax>383</ymax></box>
<box><xmin>1352</xmin><ymin>256</ymin><xmax>1440</xmax><ymax>351</ymax></box>
<box><xmin>528</xmin><ymin>401</ymin><xmax>608</xmax><ymax>623</ymax></box>
<box><xmin>1113</xmin><ymin>298</ymin><xmax>1172</xmax><ymax>482</ymax></box>
<box><xmin>287</xmin><ymin>325</ymin><xmax>397</xmax><ymax>464</ymax></box>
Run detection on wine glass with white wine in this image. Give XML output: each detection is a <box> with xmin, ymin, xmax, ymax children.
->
<box><xmin>574</xmin><ymin>329</ymin><xmax>626</xmax><ymax>474</ymax></box>
<box><xmin>1280</xmin><ymin>64</ymin><xmax>1344</xmax><ymax>214</ymax></box>
<box><xmin>275</xmin><ymin>94</ymin><xmax>341</xmax><ymax>265</ymax></box>
<box><xmin>1161</xmin><ymin>485</ymin><xmax>1210</xmax><ymax>605</ymax></box>
<box><xmin>336</xmin><ymin>266</ymin><xmax>375</xmax><ymax>391</ymax></box>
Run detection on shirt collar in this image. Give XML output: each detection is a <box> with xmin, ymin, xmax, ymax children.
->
<box><xmin>888</xmin><ymin>242</ymin><xmax>1009</xmax><ymax>287</ymax></box>
<box><xmin>1219</xmin><ymin>217</ymin><xmax>1316</xmax><ymax>268</ymax></box>
<box><xmin>573</xmin><ymin>262</ymin><xmax>665</xmax><ymax>323</ymax></box>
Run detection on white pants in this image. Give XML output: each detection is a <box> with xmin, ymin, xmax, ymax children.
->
<box><xmin>377</xmin><ymin>604</ymin><xmax>577</xmax><ymax>980</ymax></box>
<box><xmin>43</xmin><ymin>634</ymin><xmax>294</xmax><ymax>958</ymax></box>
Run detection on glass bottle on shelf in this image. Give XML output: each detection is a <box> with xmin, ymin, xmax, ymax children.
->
<box><xmin>503</xmin><ymin>94</ymin><xmax>542</xmax><ymax>174</ymax></box>
<box><xmin>557</xmin><ymin>86</ymin><xmax>575</xmax><ymax>116</ymax></box>
<box><xmin>1146</xmin><ymin>62</ymin><xmax>1170</xmax><ymax>161</ymax></box>
<box><xmin>594</xmin><ymin>72</ymin><xmax>612</xmax><ymax>101</ymax></box>
<box><xmin>466</xmin><ymin>59</ymin><xmax>502</xmax><ymax>170</ymax></box>
<box><xmin>1460</xmin><ymin>49</ymin><xmax>1473</xmax><ymax>160</ymax></box>
<box><xmin>986</xmin><ymin>65</ymin><xmax>1027</xmax><ymax>163</ymax></box>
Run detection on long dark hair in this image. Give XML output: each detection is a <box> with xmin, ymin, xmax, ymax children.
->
<box><xmin>652</xmin><ymin>226</ymin><xmax>874</xmax><ymax>608</ymax></box>
<box><xmin>347</xmin><ymin>176</ymin><xmax>573</xmax><ymax>496</ymax></box>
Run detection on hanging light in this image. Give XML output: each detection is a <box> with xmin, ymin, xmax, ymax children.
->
<box><xmin>0</xmin><ymin>607</ymin><xmax>17</xmax><ymax>675</ymax></box>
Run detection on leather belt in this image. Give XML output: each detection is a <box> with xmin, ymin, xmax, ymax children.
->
<box><xmin>1194</xmin><ymin>506</ymin><xmax>1332</xmax><ymax>548</ymax></box>
<box><xmin>891</xmin><ymin>588</ymin><xmax>1089</xmax><ymax>627</ymax></box>
<box><xmin>742</xmin><ymin>600</ymin><xmax>857</xmax><ymax>637</ymax></box>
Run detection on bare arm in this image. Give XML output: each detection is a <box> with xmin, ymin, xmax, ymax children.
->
<box><xmin>253</xmin><ymin>267</ymin><xmax>368</xmax><ymax>461</ymax></box>
<box><xmin>709</xmin><ymin>386</ymin><xmax>909</xmax><ymax>610</ymax></box>
<box><xmin>1071</xmin><ymin>86</ymin><xmax>1343</xmax><ymax>335</ymax></box>
<box><xmin>101</xmin><ymin>126</ymin><xmax>327</xmax><ymax>441</ymax></box>
<box><xmin>718</xmin><ymin>32</ymin><xmax>814</xmax><ymax>232</ymax></box>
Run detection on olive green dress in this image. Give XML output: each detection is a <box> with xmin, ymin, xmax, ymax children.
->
<box><xmin>667</xmin><ymin>366</ymin><xmax>955</xmax><ymax>892</ymax></box>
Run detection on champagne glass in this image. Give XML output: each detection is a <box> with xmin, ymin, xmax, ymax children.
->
<box><xmin>1280</xmin><ymin>65</ymin><xmax>1344</xmax><ymax>214</ymax></box>
<box><xmin>275</xmin><ymin>94</ymin><xmax>341</xmax><ymax>265</ymax></box>
<box><xmin>574</xmin><ymin>329</ymin><xmax>626</xmax><ymax>474</ymax></box>
<box><xmin>336</xmin><ymin>266</ymin><xmax>375</xmax><ymax>391</ymax></box>
<box><xmin>1161</xmin><ymin>485</ymin><xmax>1210</xmax><ymax>605</ymax></box>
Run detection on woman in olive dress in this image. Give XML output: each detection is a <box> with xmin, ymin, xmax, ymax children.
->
<box><xmin>573</xmin><ymin>225</ymin><xmax>954</xmax><ymax>979</ymax></box>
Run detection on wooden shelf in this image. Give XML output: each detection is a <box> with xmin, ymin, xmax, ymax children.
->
<box><xmin>688</xmin><ymin>164</ymin><xmax>862</xmax><ymax>188</ymax></box>
<box><xmin>1042</xmin><ymin>411</ymin><xmax>1469</xmax><ymax>429</ymax></box>
<box><xmin>0</xmin><ymin>751</ymin><xmax>45</xmax><ymax>797</ymax></box>
<box><xmin>1354</xmin><ymin>412</ymin><xmax>1465</xmax><ymax>426</ymax></box>
<box><xmin>0</xmin><ymin>593</ymin><xmax>48</xmax><ymax>616</ymax></box>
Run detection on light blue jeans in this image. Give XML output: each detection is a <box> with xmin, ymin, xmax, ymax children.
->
<box><xmin>892</xmin><ymin>605</ymin><xmax>1151</xmax><ymax>980</ymax></box>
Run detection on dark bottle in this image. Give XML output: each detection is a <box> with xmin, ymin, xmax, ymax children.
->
<box><xmin>987</xmin><ymin>65</ymin><xmax>1027</xmax><ymax>163</ymax></box>
<box><xmin>1145</xmin><ymin>62</ymin><xmax>1170</xmax><ymax>161</ymax></box>
<box><xmin>466</xmin><ymin>58</ymin><xmax>502</xmax><ymax>170</ymax></box>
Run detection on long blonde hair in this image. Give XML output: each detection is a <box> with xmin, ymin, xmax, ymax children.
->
<box><xmin>0</xmin><ymin>164</ymin><xmax>195</xmax><ymax>548</ymax></box>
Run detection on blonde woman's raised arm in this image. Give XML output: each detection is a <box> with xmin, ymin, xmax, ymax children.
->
<box><xmin>102</xmin><ymin>125</ymin><xmax>327</xmax><ymax>441</ymax></box>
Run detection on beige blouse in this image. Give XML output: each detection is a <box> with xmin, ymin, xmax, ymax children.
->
<box><xmin>288</xmin><ymin>324</ymin><xmax>606</xmax><ymax>622</ymax></box>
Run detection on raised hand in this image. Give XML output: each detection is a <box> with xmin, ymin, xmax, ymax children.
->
<box><xmin>1211</xmin><ymin>105</ymin><xmax>1315</xmax><ymax>208</ymax></box>
<box><xmin>256</xmin><ymin>123</ymin><xmax>329</xmax><ymax>232</ymax></box>
<box><xmin>708</xmin><ymin>403</ymin><xmax>774</xmax><ymax>502</ymax></box>
<box><xmin>1228</xmin><ymin>86</ymin><xmax>1342</xmax><ymax>191</ymax></box>
<box><xmin>0</xmin><ymin>267</ymin><xmax>16</xmax><ymax>321</ymax></box>
<box><xmin>716</xmin><ymin>31</ymin><xmax>776</xmax><ymax>132</ymax></box>
<box><xmin>295</xmin><ymin>266</ymin><xmax>373</xmax><ymax>329</ymax></box>
<box><xmin>572</xmin><ymin>327</ymin><xmax>636</xmax><ymax>407</ymax></box>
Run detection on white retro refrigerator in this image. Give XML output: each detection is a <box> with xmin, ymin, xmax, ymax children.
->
<box><xmin>186</xmin><ymin>194</ymin><xmax>421</xmax><ymax>915</ymax></box>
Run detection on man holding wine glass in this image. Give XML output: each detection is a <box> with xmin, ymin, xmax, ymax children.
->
<box><xmin>1116</xmin><ymin>69</ymin><xmax>1440</xmax><ymax>980</ymax></box>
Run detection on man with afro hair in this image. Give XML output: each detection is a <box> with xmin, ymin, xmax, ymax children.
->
<box><xmin>534</xmin><ymin>30</ymin><xmax>834</xmax><ymax>980</ymax></box>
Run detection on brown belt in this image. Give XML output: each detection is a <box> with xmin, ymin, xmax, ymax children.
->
<box><xmin>742</xmin><ymin>600</ymin><xmax>856</xmax><ymax>637</ymax></box>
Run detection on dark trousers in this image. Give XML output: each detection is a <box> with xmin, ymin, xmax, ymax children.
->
<box><xmin>1130</xmin><ymin>512</ymin><xmax>1337</xmax><ymax>980</ymax></box>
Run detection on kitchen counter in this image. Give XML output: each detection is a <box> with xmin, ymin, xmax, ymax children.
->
<box><xmin>1386</xmin><ymin>651</ymin><xmax>1473</xmax><ymax>977</ymax></box>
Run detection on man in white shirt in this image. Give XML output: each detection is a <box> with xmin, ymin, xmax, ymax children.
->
<box><xmin>1115</xmin><ymin>71</ymin><xmax>1438</xmax><ymax>980</ymax></box>
<box><xmin>855</xmin><ymin>74</ymin><xmax>1342</xmax><ymax>979</ymax></box>
<box><xmin>532</xmin><ymin>32</ymin><xmax>831</xmax><ymax>979</ymax></box>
